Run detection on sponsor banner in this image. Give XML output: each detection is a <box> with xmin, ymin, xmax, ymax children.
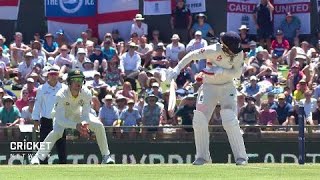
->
<box><xmin>45</xmin><ymin>0</ymin><xmax>96</xmax><ymax>17</ymax></box>
<box><xmin>0</xmin><ymin>0</ymin><xmax>20</xmax><ymax>20</ymax></box>
<box><xmin>144</xmin><ymin>0</ymin><xmax>172</xmax><ymax>15</ymax></box>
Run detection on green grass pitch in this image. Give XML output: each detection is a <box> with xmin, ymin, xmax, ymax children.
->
<box><xmin>0</xmin><ymin>164</ymin><xmax>318</xmax><ymax>180</ymax></box>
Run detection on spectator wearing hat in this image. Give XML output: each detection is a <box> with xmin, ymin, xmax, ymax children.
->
<box><xmin>287</xmin><ymin>62</ymin><xmax>306</xmax><ymax>93</ymax></box>
<box><xmin>186</xmin><ymin>31</ymin><xmax>208</xmax><ymax>72</ymax></box>
<box><xmin>271</xmin><ymin>93</ymin><xmax>293</xmax><ymax>125</ymax></box>
<box><xmin>43</xmin><ymin>33</ymin><xmax>59</xmax><ymax>58</ymax></box>
<box><xmin>118</xmin><ymin>99</ymin><xmax>141</xmax><ymax>139</ymax></box>
<box><xmin>141</xmin><ymin>93</ymin><xmax>162</xmax><ymax>137</ymax></box>
<box><xmin>171</xmin><ymin>0</ymin><xmax>192</xmax><ymax>44</ymax></box>
<box><xmin>293</xmin><ymin>79</ymin><xmax>309</xmax><ymax>102</ymax></box>
<box><xmin>190</xmin><ymin>13</ymin><xmax>214</xmax><ymax>40</ymax></box>
<box><xmin>24</xmin><ymin>77</ymin><xmax>37</xmax><ymax>98</ymax></box>
<box><xmin>238</xmin><ymin>25</ymin><xmax>251</xmax><ymax>52</ymax></box>
<box><xmin>102</xmin><ymin>38</ymin><xmax>117</xmax><ymax>62</ymax></box>
<box><xmin>115</xmin><ymin>95</ymin><xmax>128</xmax><ymax>115</ymax></box>
<box><xmin>15</xmin><ymin>52</ymin><xmax>35</xmax><ymax>85</ymax></box>
<box><xmin>116</xmin><ymin>81</ymin><xmax>138</xmax><ymax>103</ymax></box>
<box><xmin>247</xmin><ymin>41</ymin><xmax>257</xmax><ymax>58</ymax></box>
<box><xmin>279</xmin><ymin>12</ymin><xmax>301</xmax><ymax>46</ymax></box>
<box><xmin>10</xmin><ymin>32</ymin><xmax>31</xmax><ymax>67</ymax></box>
<box><xmin>31</xmin><ymin>40</ymin><xmax>46</xmax><ymax>61</ymax></box>
<box><xmin>136</xmin><ymin>36</ymin><xmax>153</xmax><ymax>68</ymax></box>
<box><xmin>287</xmin><ymin>41</ymin><xmax>310</xmax><ymax>67</ymax></box>
<box><xmin>131</xmin><ymin>14</ymin><xmax>148</xmax><ymax>37</ymax></box>
<box><xmin>299</xmin><ymin>90</ymin><xmax>317</xmax><ymax>125</ymax></box>
<box><xmin>253</xmin><ymin>0</ymin><xmax>274</xmax><ymax>50</ymax></box>
<box><xmin>70</xmin><ymin>38</ymin><xmax>85</xmax><ymax>56</ymax></box>
<box><xmin>239</xmin><ymin>96</ymin><xmax>259</xmax><ymax>125</ymax></box>
<box><xmin>257</xmin><ymin>67</ymin><xmax>278</xmax><ymax>85</ymax></box>
<box><xmin>243</xmin><ymin>76</ymin><xmax>263</xmax><ymax>102</ymax></box>
<box><xmin>16</xmin><ymin>88</ymin><xmax>29</xmax><ymax>112</ymax></box>
<box><xmin>20</xmin><ymin>97</ymin><xmax>35</xmax><ymax>124</ymax></box>
<box><xmin>99</xmin><ymin>95</ymin><xmax>119</xmax><ymax>126</ymax></box>
<box><xmin>166</xmin><ymin>34</ymin><xmax>186</xmax><ymax>68</ymax></box>
<box><xmin>0</xmin><ymin>34</ymin><xmax>9</xmax><ymax>55</ymax></box>
<box><xmin>0</xmin><ymin>96</ymin><xmax>21</xmax><ymax>127</ymax></box>
<box><xmin>55</xmin><ymin>29</ymin><xmax>68</xmax><ymax>46</ymax></box>
<box><xmin>175</xmin><ymin>94</ymin><xmax>196</xmax><ymax>132</ymax></box>
<box><xmin>89</xmin><ymin>45</ymin><xmax>108</xmax><ymax>72</ymax></box>
<box><xmin>148</xmin><ymin>82</ymin><xmax>162</xmax><ymax>99</ymax></box>
<box><xmin>72</xmin><ymin>48</ymin><xmax>91</xmax><ymax>71</ymax></box>
<box><xmin>259</xmin><ymin>100</ymin><xmax>278</xmax><ymax>126</ymax></box>
<box><xmin>88</xmin><ymin>71</ymin><xmax>110</xmax><ymax>100</ymax></box>
<box><xmin>54</xmin><ymin>44</ymin><xmax>75</xmax><ymax>74</ymax></box>
<box><xmin>270</xmin><ymin>30</ymin><xmax>290</xmax><ymax>64</ymax></box>
<box><xmin>0</xmin><ymin>47</ymin><xmax>10</xmax><ymax>82</ymax></box>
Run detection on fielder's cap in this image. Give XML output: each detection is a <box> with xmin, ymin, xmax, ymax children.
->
<box><xmin>278</xmin><ymin>93</ymin><xmax>286</xmax><ymax>99</ymax></box>
<box><xmin>127</xmin><ymin>99</ymin><xmax>135</xmax><ymax>104</ymax></box>
<box><xmin>250</xmin><ymin>76</ymin><xmax>258</xmax><ymax>81</ymax></box>
<box><xmin>68</xmin><ymin>69</ymin><xmax>85</xmax><ymax>79</ymax></box>
<box><xmin>76</xmin><ymin>38</ymin><xmax>83</xmax><ymax>43</ymax></box>
<box><xmin>27</xmin><ymin>78</ymin><xmax>34</xmax><ymax>83</ymax></box>
<box><xmin>77</xmin><ymin>48</ymin><xmax>86</xmax><ymax>54</ymax></box>
<box><xmin>25</xmin><ymin>52</ymin><xmax>33</xmax><ymax>57</ymax></box>
<box><xmin>221</xmin><ymin>31</ymin><xmax>242</xmax><ymax>54</ymax></box>
<box><xmin>171</xmin><ymin>34</ymin><xmax>180</xmax><ymax>40</ymax></box>
<box><xmin>276</xmin><ymin>29</ymin><xmax>283</xmax><ymax>35</ymax></box>
<box><xmin>56</xmin><ymin>29</ymin><xmax>64</xmax><ymax>35</ymax></box>
<box><xmin>195</xmin><ymin>31</ymin><xmax>202</xmax><ymax>36</ymax></box>
<box><xmin>238</xmin><ymin>25</ymin><xmax>249</xmax><ymax>31</ymax></box>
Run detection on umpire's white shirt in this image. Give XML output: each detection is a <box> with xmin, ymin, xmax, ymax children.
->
<box><xmin>52</xmin><ymin>86</ymin><xmax>92</xmax><ymax>129</ymax></box>
<box><xmin>32</xmin><ymin>82</ymin><xmax>66</xmax><ymax>120</ymax></box>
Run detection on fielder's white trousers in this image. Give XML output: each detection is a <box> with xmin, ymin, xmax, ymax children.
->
<box><xmin>193</xmin><ymin>82</ymin><xmax>248</xmax><ymax>162</ymax></box>
<box><xmin>36</xmin><ymin>114</ymin><xmax>110</xmax><ymax>161</ymax></box>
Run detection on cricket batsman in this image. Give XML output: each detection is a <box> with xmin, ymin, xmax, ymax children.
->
<box><xmin>166</xmin><ymin>31</ymin><xmax>248</xmax><ymax>165</ymax></box>
<box><xmin>31</xmin><ymin>70</ymin><xmax>114</xmax><ymax>164</ymax></box>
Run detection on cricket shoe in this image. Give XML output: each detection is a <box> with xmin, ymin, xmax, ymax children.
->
<box><xmin>101</xmin><ymin>155</ymin><xmax>115</xmax><ymax>164</ymax></box>
<box><xmin>30</xmin><ymin>155</ymin><xmax>40</xmax><ymax>165</ymax></box>
<box><xmin>236</xmin><ymin>158</ymin><xmax>248</xmax><ymax>165</ymax></box>
<box><xmin>192</xmin><ymin>158</ymin><xmax>208</xmax><ymax>165</ymax></box>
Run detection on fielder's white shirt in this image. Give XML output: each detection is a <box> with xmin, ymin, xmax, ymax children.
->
<box><xmin>32</xmin><ymin>82</ymin><xmax>66</xmax><ymax>120</ymax></box>
<box><xmin>166</xmin><ymin>43</ymin><xmax>185</xmax><ymax>62</ymax></box>
<box><xmin>119</xmin><ymin>52</ymin><xmax>141</xmax><ymax>72</ymax></box>
<box><xmin>130</xmin><ymin>22</ymin><xmax>148</xmax><ymax>37</ymax></box>
<box><xmin>53</xmin><ymin>86</ymin><xmax>92</xmax><ymax>129</ymax></box>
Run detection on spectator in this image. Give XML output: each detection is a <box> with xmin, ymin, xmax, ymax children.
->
<box><xmin>72</xmin><ymin>48</ymin><xmax>91</xmax><ymax>71</ymax></box>
<box><xmin>80</xmin><ymin>31</ymin><xmax>93</xmax><ymax>47</ymax></box>
<box><xmin>111</xmin><ymin>29</ymin><xmax>124</xmax><ymax>45</ymax></box>
<box><xmin>266</xmin><ymin>92</ymin><xmax>277</xmax><ymax>107</ymax></box>
<box><xmin>116</xmin><ymin>82</ymin><xmax>138</xmax><ymax>103</ymax></box>
<box><xmin>86</xmin><ymin>28</ymin><xmax>99</xmax><ymax>46</ymax></box>
<box><xmin>15</xmin><ymin>88</ymin><xmax>29</xmax><ymax>112</ymax></box>
<box><xmin>24</xmin><ymin>78</ymin><xmax>37</xmax><ymax>98</ymax></box>
<box><xmin>171</xmin><ymin>0</ymin><xmax>192</xmax><ymax>44</ymax></box>
<box><xmin>15</xmin><ymin>52</ymin><xmax>35</xmax><ymax>85</ymax></box>
<box><xmin>257</xmin><ymin>67</ymin><xmax>278</xmax><ymax>85</ymax></box>
<box><xmin>137</xmin><ymin>36</ymin><xmax>153</xmax><ymax>68</ymax></box>
<box><xmin>259</xmin><ymin>100</ymin><xmax>278</xmax><ymax>125</ymax></box>
<box><xmin>160</xmin><ymin>90</ymin><xmax>177</xmax><ymax>125</ymax></box>
<box><xmin>70</xmin><ymin>38</ymin><xmax>85</xmax><ymax>56</ymax></box>
<box><xmin>105</xmin><ymin>61</ymin><xmax>122</xmax><ymax>90</ymax></box>
<box><xmin>271</xmin><ymin>93</ymin><xmax>293</xmax><ymax>125</ymax></box>
<box><xmin>190</xmin><ymin>13</ymin><xmax>214</xmax><ymax>40</ymax></box>
<box><xmin>20</xmin><ymin>97</ymin><xmax>35</xmax><ymax>124</ymax></box>
<box><xmin>148</xmin><ymin>82</ymin><xmax>162</xmax><ymax>99</ymax></box>
<box><xmin>99</xmin><ymin>94</ymin><xmax>119</xmax><ymax>126</ymax></box>
<box><xmin>166</xmin><ymin>34</ymin><xmax>186</xmax><ymax>68</ymax></box>
<box><xmin>54</xmin><ymin>44</ymin><xmax>75</xmax><ymax>74</ymax></box>
<box><xmin>287</xmin><ymin>62</ymin><xmax>306</xmax><ymax>93</ymax></box>
<box><xmin>283</xmin><ymin>86</ymin><xmax>293</xmax><ymax>105</ymax></box>
<box><xmin>209</xmin><ymin>103</ymin><xmax>222</xmax><ymax>126</ymax></box>
<box><xmin>312</xmin><ymin>97</ymin><xmax>320</xmax><ymax>125</ymax></box>
<box><xmin>175</xmin><ymin>94</ymin><xmax>196</xmax><ymax>132</ymax></box>
<box><xmin>0</xmin><ymin>34</ymin><xmax>9</xmax><ymax>55</ymax></box>
<box><xmin>0</xmin><ymin>47</ymin><xmax>10</xmax><ymax>81</ymax></box>
<box><xmin>186</xmin><ymin>31</ymin><xmax>208</xmax><ymax>72</ymax></box>
<box><xmin>237</xmin><ymin>92</ymin><xmax>247</xmax><ymax>115</ymax></box>
<box><xmin>293</xmin><ymin>79</ymin><xmax>308</xmax><ymax>102</ymax></box>
<box><xmin>89</xmin><ymin>45</ymin><xmax>108</xmax><ymax>72</ymax></box>
<box><xmin>115</xmin><ymin>95</ymin><xmax>128</xmax><ymax>114</ymax></box>
<box><xmin>118</xmin><ymin>99</ymin><xmax>141</xmax><ymax>139</ymax></box>
<box><xmin>279</xmin><ymin>12</ymin><xmax>301</xmax><ymax>46</ymax></box>
<box><xmin>141</xmin><ymin>94</ymin><xmax>162</xmax><ymax>137</ymax></box>
<box><xmin>299</xmin><ymin>90</ymin><xmax>317</xmax><ymax>125</ymax></box>
<box><xmin>150</xmin><ymin>43</ymin><xmax>169</xmax><ymax>78</ymax></box>
<box><xmin>0</xmin><ymin>96</ymin><xmax>21</xmax><ymax>127</ymax></box>
<box><xmin>31</xmin><ymin>40</ymin><xmax>46</xmax><ymax>63</ymax></box>
<box><xmin>176</xmin><ymin>67</ymin><xmax>192</xmax><ymax>89</ymax></box>
<box><xmin>253</xmin><ymin>0</ymin><xmax>274</xmax><ymax>50</ymax></box>
<box><xmin>270</xmin><ymin>30</ymin><xmax>290</xmax><ymax>64</ymax></box>
<box><xmin>10</xmin><ymin>32</ymin><xmax>31</xmax><ymax>67</ymax></box>
<box><xmin>43</xmin><ymin>33</ymin><xmax>59</xmax><ymax>58</ymax></box>
<box><xmin>243</xmin><ymin>76</ymin><xmax>263</xmax><ymax>102</ymax></box>
<box><xmin>130</xmin><ymin>14</ymin><xmax>148</xmax><ymax>37</ymax></box>
<box><xmin>0</xmin><ymin>88</ymin><xmax>5</xmax><ymax>107</ymax></box>
<box><xmin>55</xmin><ymin>29</ymin><xmax>68</xmax><ymax>46</ymax></box>
<box><xmin>31</xmin><ymin>49</ymin><xmax>46</xmax><ymax>69</ymax></box>
<box><xmin>102</xmin><ymin>38</ymin><xmax>117</xmax><ymax>61</ymax></box>
<box><xmin>247</xmin><ymin>41</ymin><xmax>257</xmax><ymax>58</ymax></box>
<box><xmin>238</xmin><ymin>25</ymin><xmax>251</xmax><ymax>52</ymax></box>
<box><xmin>239</xmin><ymin>96</ymin><xmax>259</xmax><ymax>125</ymax></box>
<box><xmin>248</xmin><ymin>46</ymin><xmax>269</xmax><ymax>73</ymax></box>
<box><xmin>88</xmin><ymin>71</ymin><xmax>110</xmax><ymax>101</ymax></box>
<box><xmin>150</xmin><ymin>30</ymin><xmax>162</xmax><ymax>50</ymax></box>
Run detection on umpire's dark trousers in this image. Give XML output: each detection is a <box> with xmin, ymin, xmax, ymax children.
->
<box><xmin>40</xmin><ymin>117</ymin><xmax>67</xmax><ymax>164</ymax></box>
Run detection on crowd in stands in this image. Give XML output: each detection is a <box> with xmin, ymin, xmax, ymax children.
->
<box><xmin>0</xmin><ymin>0</ymin><xmax>320</xmax><ymax>139</ymax></box>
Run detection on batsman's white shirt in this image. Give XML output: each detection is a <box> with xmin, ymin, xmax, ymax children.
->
<box><xmin>52</xmin><ymin>86</ymin><xmax>92</xmax><ymax>129</ymax></box>
<box><xmin>32</xmin><ymin>82</ymin><xmax>66</xmax><ymax>120</ymax></box>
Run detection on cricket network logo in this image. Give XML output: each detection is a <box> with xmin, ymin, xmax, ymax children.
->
<box><xmin>9</xmin><ymin>139</ymin><xmax>51</xmax><ymax>164</ymax></box>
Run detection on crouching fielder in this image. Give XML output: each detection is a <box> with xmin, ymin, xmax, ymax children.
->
<box><xmin>31</xmin><ymin>70</ymin><xmax>114</xmax><ymax>164</ymax></box>
<box><xmin>167</xmin><ymin>31</ymin><xmax>248</xmax><ymax>165</ymax></box>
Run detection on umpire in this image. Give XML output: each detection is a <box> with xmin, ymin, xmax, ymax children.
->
<box><xmin>32</xmin><ymin>65</ymin><xmax>67</xmax><ymax>164</ymax></box>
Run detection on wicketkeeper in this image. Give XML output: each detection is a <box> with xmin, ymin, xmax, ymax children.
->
<box><xmin>31</xmin><ymin>70</ymin><xmax>114</xmax><ymax>164</ymax></box>
<box><xmin>166</xmin><ymin>31</ymin><xmax>248</xmax><ymax>165</ymax></box>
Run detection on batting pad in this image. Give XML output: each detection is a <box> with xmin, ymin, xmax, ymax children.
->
<box><xmin>193</xmin><ymin>110</ymin><xmax>211</xmax><ymax>162</ymax></box>
<box><xmin>221</xmin><ymin>109</ymin><xmax>248</xmax><ymax>162</ymax></box>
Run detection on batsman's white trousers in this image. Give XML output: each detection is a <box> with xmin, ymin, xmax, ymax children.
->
<box><xmin>193</xmin><ymin>82</ymin><xmax>248</xmax><ymax>162</ymax></box>
<box><xmin>36</xmin><ymin>114</ymin><xmax>110</xmax><ymax>161</ymax></box>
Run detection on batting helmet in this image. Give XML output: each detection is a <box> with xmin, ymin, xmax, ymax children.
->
<box><xmin>221</xmin><ymin>31</ymin><xmax>242</xmax><ymax>55</ymax></box>
<box><xmin>67</xmin><ymin>69</ymin><xmax>85</xmax><ymax>85</ymax></box>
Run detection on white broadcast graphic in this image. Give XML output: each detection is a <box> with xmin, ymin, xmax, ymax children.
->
<box><xmin>60</xmin><ymin>0</ymin><xmax>83</xmax><ymax>14</ymax></box>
